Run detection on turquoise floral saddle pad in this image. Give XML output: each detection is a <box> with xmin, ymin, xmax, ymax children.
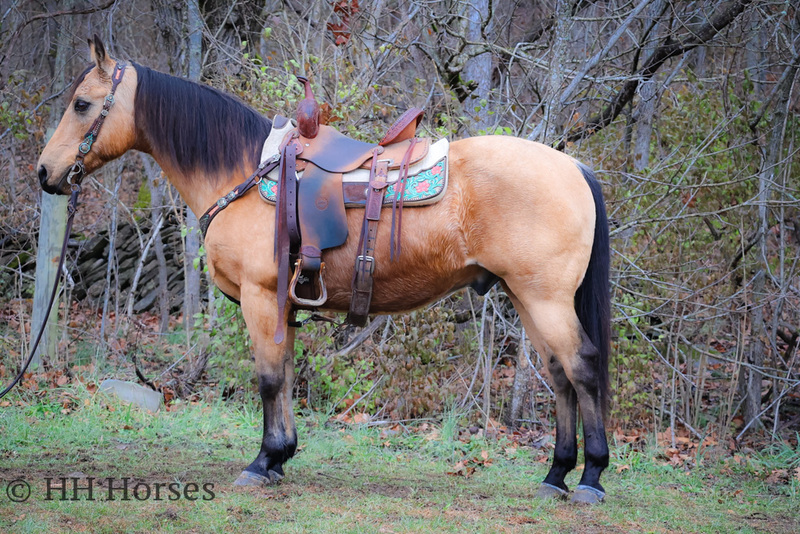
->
<box><xmin>257</xmin><ymin>120</ymin><xmax>449</xmax><ymax>207</ymax></box>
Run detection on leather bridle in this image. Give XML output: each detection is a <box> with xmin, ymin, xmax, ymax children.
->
<box><xmin>0</xmin><ymin>62</ymin><xmax>127</xmax><ymax>400</ymax></box>
<box><xmin>64</xmin><ymin>63</ymin><xmax>127</xmax><ymax>189</ymax></box>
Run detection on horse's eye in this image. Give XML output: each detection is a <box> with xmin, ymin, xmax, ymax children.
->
<box><xmin>74</xmin><ymin>99</ymin><xmax>91</xmax><ymax>113</ymax></box>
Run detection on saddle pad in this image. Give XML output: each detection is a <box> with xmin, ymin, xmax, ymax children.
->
<box><xmin>258</xmin><ymin>120</ymin><xmax>449</xmax><ymax>207</ymax></box>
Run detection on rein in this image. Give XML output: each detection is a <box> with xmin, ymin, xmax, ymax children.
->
<box><xmin>0</xmin><ymin>63</ymin><xmax>126</xmax><ymax>401</ymax></box>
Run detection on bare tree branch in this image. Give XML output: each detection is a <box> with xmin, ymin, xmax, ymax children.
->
<box><xmin>0</xmin><ymin>1</ymin><xmax>116</xmax><ymax>69</ymax></box>
<box><xmin>556</xmin><ymin>0</ymin><xmax>754</xmax><ymax>150</ymax></box>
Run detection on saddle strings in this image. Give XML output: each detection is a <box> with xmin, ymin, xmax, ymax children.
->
<box><xmin>390</xmin><ymin>137</ymin><xmax>418</xmax><ymax>262</ymax></box>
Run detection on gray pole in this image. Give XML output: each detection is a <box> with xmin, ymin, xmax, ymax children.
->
<box><xmin>184</xmin><ymin>0</ymin><xmax>203</xmax><ymax>341</ymax></box>
<box><xmin>30</xmin><ymin>6</ymin><xmax>72</xmax><ymax>369</ymax></box>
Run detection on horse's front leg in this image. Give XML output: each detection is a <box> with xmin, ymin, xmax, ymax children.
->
<box><xmin>234</xmin><ymin>285</ymin><xmax>297</xmax><ymax>486</ymax></box>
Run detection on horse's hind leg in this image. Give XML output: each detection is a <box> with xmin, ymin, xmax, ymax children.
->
<box><xmin>506</xmin><ymin>290</ymin><xmax>577</xmax><ymax>499</ymax></box>
<box><xmin>569</xmin><ymin>328</ymin><xmax>609</xmax><ymax>503</ymax></box>
<box><xmin>234</xmin><ymin>285</ymin><xmax>297</xmax><ymax>486</ymax></box>
<box><xmin>505</xmin><ymin>287</ymin><xmax>608</xmax><ymax>503</ymax></box>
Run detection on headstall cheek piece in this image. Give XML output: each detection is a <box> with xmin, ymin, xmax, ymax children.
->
<box><xmin>68</xmin><ymin>63</ymin><xmax>127</xmax><ymax>186</ymax></box>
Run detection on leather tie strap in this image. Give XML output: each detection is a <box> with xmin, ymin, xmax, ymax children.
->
<box><xmin>390</xmin><ymin>137</ymin><xmax>418</xmax><ymax>260</ymax></box>
<box><xmin>274</xmin><ymin>141</ymin><xmax>299</xmax><ymax>344</ymax></box>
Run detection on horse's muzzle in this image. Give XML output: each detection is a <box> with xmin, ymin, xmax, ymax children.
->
<box><xmin>38</xmin><ymin>164</ymin><xmax>72</xmax><ymax>195</ymax></box>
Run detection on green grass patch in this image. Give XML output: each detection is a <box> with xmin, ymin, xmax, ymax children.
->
<box><xmin>0</xmin><ymin>386</ymin><xmax>797</xmax><ymax>533</ymax></box>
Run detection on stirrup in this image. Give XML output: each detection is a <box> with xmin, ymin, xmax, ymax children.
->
<box><xmin>289</xmin><ymin>259</ymin><xmax>328</xmax><ymax>307</ymax></box>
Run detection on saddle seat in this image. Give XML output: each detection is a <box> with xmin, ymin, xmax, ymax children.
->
<box><xmin>292</xmin><ymin>111</ymin><xmax>429</xmax><ymax>174</ymax></box>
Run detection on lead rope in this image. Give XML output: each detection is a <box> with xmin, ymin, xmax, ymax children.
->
<box><xmin>0</xmin><ymin>186</ymin><xmax>80</xmax><ymax>400</ymax></box>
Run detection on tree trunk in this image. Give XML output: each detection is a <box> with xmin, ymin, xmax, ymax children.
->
<box><xmin>32</xmin><ymin>183</ymin><xmax>67</xmax><ymax>368</ymax></box>
<box><xmin>633</xmin><ymin>0</ymin><xmax>665</xmax><ymax>172</ymax></box>
<box><xmin>742</xmin><ymin>58</ymin><xmax>798</xmax><ymax>432</ymax></box>
<box><xmin>183</xmin><ymin>0</ymin><xmax>203</xmax><ymax>340</ymax></box>
<box><xmin>182</xmin><ymin>0</ymin><xmax>209</xmax><ymax>390</ymax></box>
<box><xmin>744</xmin><ymin>270</ymin><xmax>766</xmax><ymax>428</ymax></box>
<box><xmin>507</xmin><ymin>330</ymin><xmax>531</xmax><ymax>428</ymax></box>
<box><xmin>141</xmin><ymin>155</ymin><xmax>171</xmax><ymax>334</ymax></box>
<box><xmin>98</xmin><ymin>167</ymin><xmax>122</xmax><ymax>356</ymax></box>
<box><xmin>745</xmin><ymin>12</ymin><xmax>764</xmax><ymax>95</ymax></box>
<box><xmin>462</xmin><ymin>0</ymin><xmax>493</xmax><ymax>133</ymax></box>
<box><xmin>536</xmin><ymin>0</ymin><xmax>571</xmax><ymax>143</ymax></box>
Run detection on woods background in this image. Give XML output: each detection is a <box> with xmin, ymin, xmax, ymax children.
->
<box><xmin>0</xmin><ymin>0</ymin><xmax>798</xmax><ymax>452</ymax></box>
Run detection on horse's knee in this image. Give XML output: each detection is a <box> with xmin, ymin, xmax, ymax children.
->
<box><xmin>257</xmin><ymin>370</ymin><xmax>286</xmax><ymax>399</ymax></box>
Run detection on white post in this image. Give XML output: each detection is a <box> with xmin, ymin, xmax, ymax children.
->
<box><xmin>31</xmin><ymin>130</ymin><xmax>68</xmax><ymax>369</ymax></box>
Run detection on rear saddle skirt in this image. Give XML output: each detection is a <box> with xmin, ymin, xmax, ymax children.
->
<box><xmin>258</xmin><ymin>118</ymin><xmax>450</xmax><ymax>208</ymax></box>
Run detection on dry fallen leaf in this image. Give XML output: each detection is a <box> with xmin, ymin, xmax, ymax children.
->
<box><xmin>352</xmin><ymin>412</ymin><xmax>370</xmax><ymax>424</ymax></box>
<box><xmin>447</xmin><ymin>460</ymin><xmax>476</xmax><ymax>478</ymax></box>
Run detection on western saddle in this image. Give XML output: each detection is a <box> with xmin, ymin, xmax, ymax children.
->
<box><xmin>269</xmin><ymin>77</ymin><xmax>428</xmax><ymax>343</ymax></box>
<box><xmin>198</xmin><ymin>77</ymin><xmax>432</xmax><ymax>343</ymax></box>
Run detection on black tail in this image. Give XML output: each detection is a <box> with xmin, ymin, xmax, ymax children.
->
<box><xmin>574</xmin><ymin>163</ymin><xmax>611</xmax><ymax>417</ymax></box>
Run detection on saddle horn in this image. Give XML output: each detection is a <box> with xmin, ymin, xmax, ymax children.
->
<box><xmin>295</xmin><ymin>76</ymin><xmax>320</xmax><ymax>139</ymax></box>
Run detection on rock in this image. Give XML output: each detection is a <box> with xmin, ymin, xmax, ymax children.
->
<box><xmin>99</xmin><ymin>379</ymin><xmax>162</xmax><ymax>413</ymax></box>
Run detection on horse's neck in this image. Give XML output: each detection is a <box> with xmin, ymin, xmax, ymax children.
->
<box><xmin>148</xmin><ymin>153</ymin><xmax>254</xmax><ymax>220</ymax></box>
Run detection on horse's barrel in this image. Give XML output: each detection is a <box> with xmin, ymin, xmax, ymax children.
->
<box><xmin>296</xmin><ymin>76</ymin><xmax>320</xmax><ymax>139</ymax></box>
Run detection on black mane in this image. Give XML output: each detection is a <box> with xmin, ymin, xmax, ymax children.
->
<box><xmin>132</xmin><ymin>62</ymin><xmax>271</xmax><ymax>179</ymax></box>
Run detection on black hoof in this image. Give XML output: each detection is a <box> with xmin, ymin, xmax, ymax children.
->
<box><xmin>536</xmin><ymin>482</ymin><xmax>569</xmax><ymax>500</ymax></box>
<box><xmin>571</xmin><ymin>484</ymin><xmax>605</xmax><ymax>504</ymax></box>
<box><xmin>233</xmin><ymin>469</ymin><xmax>284</xmax><ymax>487</ymax></box>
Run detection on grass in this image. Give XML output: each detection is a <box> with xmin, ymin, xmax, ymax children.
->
<box><xmin>0</xmin><ymin>385</ymin><xmax>798</xmax><ymax>533</ymax></box>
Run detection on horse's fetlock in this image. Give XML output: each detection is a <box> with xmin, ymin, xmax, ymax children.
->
<box><xmin>553</xmin><ymin>449</ymin><xmax>578</xmax><ymax>470</ymax></box>
<box><xmin>585</xmin><ymin>447</ymin><xmax>610</xmax><ymax>468</ymax></box>
<box><xmin>260</xmin><ymin>434</ymin><xmax>295</xmax><ymax>466</ymax></box>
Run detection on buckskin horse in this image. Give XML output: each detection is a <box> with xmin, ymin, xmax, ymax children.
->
<box><xmin>36</xmin><ymin>37</ymin><xmax>611</xmax><ymax>503</ymax></box>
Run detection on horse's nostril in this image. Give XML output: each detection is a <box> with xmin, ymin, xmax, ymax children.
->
<box><xmin>38</xmin><ymin>165</ymin><xmax>48</xmax><ymax>186</ymax></box>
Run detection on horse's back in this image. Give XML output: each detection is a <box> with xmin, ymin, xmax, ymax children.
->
<box><xmin>449</xmin><ymin>136</ymin><xmax>592</xmax><ymax>206</ymax></box>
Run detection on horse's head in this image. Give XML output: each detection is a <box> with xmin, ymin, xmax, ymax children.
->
<box><xmin>37</xmin><ymin>35</ymin><xmax>137</xmax><ymax>195</ymax></box>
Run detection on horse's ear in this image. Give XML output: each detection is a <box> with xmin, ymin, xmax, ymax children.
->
<box><xmin>88</xmin><ymin>34</ymin><xmax>114</xmax><ymax>77</ymax></box>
